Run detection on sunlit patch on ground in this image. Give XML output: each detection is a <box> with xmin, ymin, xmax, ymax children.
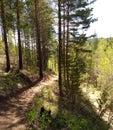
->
<box><xmin>80</xmin><ymin>85</ymin><xmax>113</xmax><ymax>129</ymax></box>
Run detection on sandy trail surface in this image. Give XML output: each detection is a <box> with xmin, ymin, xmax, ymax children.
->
<box><xmin>0</xmin><ymin>74</ymin><xmax>58</xmax><ymax>130</ymax></box>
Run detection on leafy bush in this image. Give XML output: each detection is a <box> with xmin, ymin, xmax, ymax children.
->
<box><xmin>50</xmin><ymin>111</ymin><xmax>90</xmax><ymax>130</ymax></box>
<box><xmin>27</xmin><ymin>108</ymin><xmax>109</xmax><ymax>130</ymax></box>
<box><xmin>26</xmin><ymin>107</ymin><xmax>37</xmax><ymax>126</ymax></box>
<box><xmin>27</xmin><ymin>107</ymin><xmax>52</xmax><ymax>130</ymax></box>
<box><xmin>39</xmin><ymin>111</ymin><xmax>52</xmax><ymax>130</ymax></box>
<box><xmin>50</xmin><ymin>111</ymin><xmax>108</xmax><ymax>130</ymax></box>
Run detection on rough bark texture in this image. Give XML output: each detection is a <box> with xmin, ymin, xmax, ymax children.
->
<box><xmin>0</xmin><ymin>0</ymin><xmax>10</xmax><ymax>72</ymax></box>
<box><xmin>34</xmin><ymin>0</ymin><xmax>43</xmax><ymax>80</ymax></box>
<box><xmin>58</xmin><ymin>0</ymin><xmax>63</xmax><ymax>96</ymax></box>
<box><xmin>16</xmin><ymin>0</ymin><xmax>23</xmax><ymax>70</ymax></box>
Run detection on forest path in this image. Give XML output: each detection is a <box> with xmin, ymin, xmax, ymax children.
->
<box><xmin>0</xmin><ymin>74</ymin><xmax>58</xmax><ymax>130</ymax></box>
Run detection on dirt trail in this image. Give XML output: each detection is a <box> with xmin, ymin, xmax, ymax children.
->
<box><xmin>0</xmin><ymin>74</ymin><xmax>58</xmax><ymax>130</ymax></box>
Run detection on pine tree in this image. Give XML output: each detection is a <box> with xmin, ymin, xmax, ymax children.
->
<box><xmin>16</xmin><ymin>0</ymin><xmax>23</xmax><ymax>70</ymax></box>
<box><xmin>34</xmin><ymin>0</ymin><xmax>43</xmax><ymax>80</ymax></box>
<box><xmin>58</xmin><ymin>0</ymin><xmax>63</xmax><ymax>96</ymax></box>
<box><xmin>58</xmin><ymin>0</ymin><xmax>96</xmax><ymax>102</ymax></box>
<box><xmin>0</xmin><ymin>0</ymin><xmax>10</xmax><ymax>72</ymax></box>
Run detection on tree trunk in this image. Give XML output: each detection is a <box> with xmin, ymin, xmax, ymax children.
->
<box><xmin>66</xmin><ymin>2</ymin><xmax>70</xmax><ymax>89</ymax></box>
<box><xmin>0</xmin><ymin>0</ymin><xmax>10</xmax><ymax>72</ymax></box>
<box><xmin>62</xmin><ymin>2</ymin><xmax>66</xmax><ymax>88</ymax></box>
<box><xmin>58</xmin><ymin>0</ymin><xmax>63</xmax><ymax>96</ymax></box>
<box><xmin>34</xmin><ymin>0</ymin><xmax>43</xmax><ymax>80</ymax></box>
<box><xmin>16</xmin><ymin>0</ymin><xmax>23</xmax><ymax>70</ymax></box>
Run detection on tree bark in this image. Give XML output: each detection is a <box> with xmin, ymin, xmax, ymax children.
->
<box><xmin>58</xmin><ymin>0</ymin><xmax>63</xmax><ymax>96</ymax></box>
<box><xmin>62</xmin><ymin>2</ymin><xmax>66</xmax><ymax>88</ymax></box>
<box><xmin>66</xmin><ymin>2</ymin><xmax>70</xmax><ymax>89</ymax></box>
<box><xmin>34</xmin><ymin>0</ymin><xmax>43</xmax><ymax>80</ymax></box>
<box><xmin>0</xmin><ymin>0</ymin><xmax>10</xmax><ymax>72</ymax></box>
<box><xmin>16</xmin><ymin>0</ymin><xmax>23</xmax><ymax>70</ymax></box>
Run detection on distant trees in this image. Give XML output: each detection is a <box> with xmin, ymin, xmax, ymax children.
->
<box><xmin>90</xmin><ymin>38</ymin><xmax>113</xmax><ymax>120</ymax></box>
<box><xmin>0</xmin><ymin>0</ymin><xmax>54</xmax><ymax>77</ymax></box>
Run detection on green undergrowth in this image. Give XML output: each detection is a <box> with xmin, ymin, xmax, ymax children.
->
<box><xmin>0</xmin><ymin>71</ymin><xmax>32</xmax><ymax>95</ymax></box>
<box><xmin>0</xmin><ymin>73</ymin><xmax>22</xmax><ymax>94</ymax></box>
<box><xmin>26</xmin><ymin>85</ymin><xmax>109</xmax><ymax>130</ymax></box>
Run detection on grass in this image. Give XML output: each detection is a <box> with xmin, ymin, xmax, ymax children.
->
<box><xmin>0</xmin><ymin>71</ymin><xmax>33</xmax><ymax>96</ymax></box>
<box><xmin>26</xmin><ymin>82</ymin><xmax>109</xmax><ymax>130</ymax></box>
<box><xmin>0</xmin><ymin>73</ymin><xmax>22</xmax><ymax>94</ymax></box>
<box><xmin>33</xmin><ymin>85</ymin><xmax>59</xmax><ymax>115</ymax></box>
<box><xmin>0</xmin><ymin>68</ymin><xmax>109</xmax><ymax>130</ymax></box>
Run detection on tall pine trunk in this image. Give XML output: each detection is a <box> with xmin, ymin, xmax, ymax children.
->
<box><xmin>34</xmin><ymin>0</ymin><xmax>43</xmax><ymax>80</ymax></box>
<box><xmin>0</xmin><ymin>0</ymin><xmax>10</xmax><ymax>72</ymax></box>
<box><xmin>62</xmin><ymin>2</ymin><xmax>66</xmax><ymax>88</ymax></box>
<box><xmin>66</xmin><ymin>2</ymin><xmax>70</xmax><ymax>89</ymax></box>
<box><xmin>58</xmin><ymin>0</ymin><xmax>63</xmax><ymax>96</ymax></box>
<box><xmin>16</xmin><ymin>0</ymin><xmax>23</xmax><ymax>70</ymax></box>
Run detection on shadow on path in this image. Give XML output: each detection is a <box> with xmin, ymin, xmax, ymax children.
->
<box><xmin>0</xmin><ymin>73</ymin><xmax>57</xmax><ymax>130</ymax></box>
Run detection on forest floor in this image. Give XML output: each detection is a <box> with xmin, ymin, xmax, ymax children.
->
<box><xmin>81</xmin><ymin>86</ymin><xmax>113</xmax><ymax>130</ymax></box>
<box><xmin>0</xmin><ymin>72</ymin><xmax>112</xmax><ymax>130</ymax></box>
<box><xmin>0</xmin><ymin>74</ymin><xmax>58</xmax><ymax>130</ymax></box>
